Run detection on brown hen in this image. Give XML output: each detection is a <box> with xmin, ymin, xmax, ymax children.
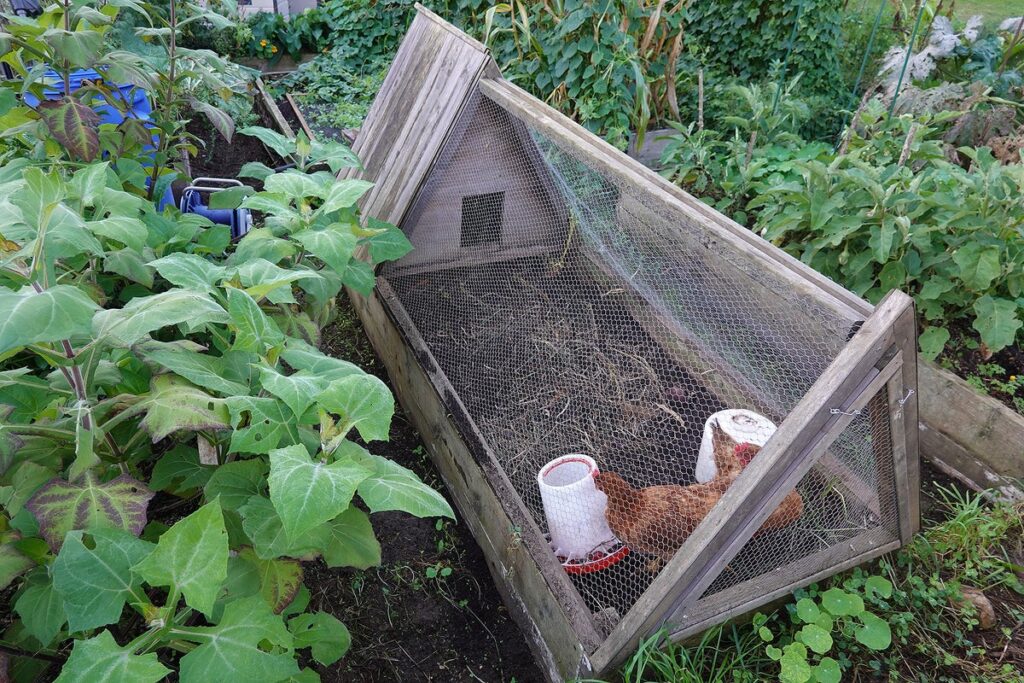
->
<box><xmin>594</xmin><ymin>423</ymin><xmax>803</xmax><ymax>571</ymax></box>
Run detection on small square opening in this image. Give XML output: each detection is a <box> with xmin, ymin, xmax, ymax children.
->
<box><xmin>460</xmin><ymin>191</ymin><xmax>504</xmax><ymax>247</ymax></box>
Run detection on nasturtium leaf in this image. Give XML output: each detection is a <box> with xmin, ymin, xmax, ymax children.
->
<box><xmin>364</xmin><ymin>226</ymin><xmax>413</xmax><ymax>264</ymax></box>
<box><xmin>812</xmin><ymin>657</ymin><xmax>842</xmax><ymax>683</ymax></box>
<box><xmin>0</xmin><ymin>543</ymin><xmax>33</xmax><ymax>590</ymax></box>
<box><xmin>289</xmin><ymin>612</ymin><xmax>351</xmax><ymax>666</ymax></box>
<box><xmin>87</xmin><ymin>216</ymin><xmax>147</xmax><ymax>252</ymax></box>
<box><xmin>268</xmin><ymin>444</ymin><xmax>371</xmax><ymax>541</ymax></box>
<box><xmin>54</xmin><ymin>630</ymin><xmax>170</xmax><ymax>683</ymax></box>
<box><xmin>954</xmin><ymin>243</ymin><xmax>1001</xmax><ymax>291</ymax></box>
<box><xmin>864</xmin><ymin>575</ymin><xmax>893</xmax><ymax>599</ymax></box>
<box><xmin>177</xmin><ymin>595</ymin><xmax>298</xmax><ymax>683</ymax></box>
<box><xmin>38</xmin><ymin>98</ymin><xmax>100</xmax><ymax>161</ymax></box>
<box><xmin>779</xmin><ymin>648</ymin><xmax>812</xmax><ymax>683</ymax></box>
<box><xmin>820</xmin><ymin>588</ymin><xmax>864</xmax><ymax>617</ymax></box>
<box><xmin>136</xmin><ymin>375</ymin><xmax>230</xmax><ymax>442</ymax></box>
<box><xmin>796</xmin><ymin>597</ymin><xmax>820</xmax><ymax>623</ymax></box>
<box><xmin>280</xmin><ymin>338</ymin><xmax>361</xmax><ymax>380</ymax></box>
<box><xmin>52</xmin><ymin>528</ymin><xmax>153</xmax><ymax>633</ymax></box>
<box><xmin>316</xmin><ymin>374</ymin><xmax>394</xmax><ymax>442</ymax></box>
<box><xmin>144</xmin><ymin>348</ymin><xmax>249</xmax><ymax>396</ymax></box>
<box><xmin>318</xmin><ymin>506</ymin><xmax>380</xmax><ymax>569</ymax></box>
<box><xmin>238</xmin><ymin>126</ymin><xmax>295</xmax><ymax>157</ymax></box>
<box><xmin>237</xmin><ymin>547</ymin><xmax>303</xmax><ymax>614</ymax></box>
<box><xmin>93</xmin><ymin>289</ymin><xmax>229</xmax><ymax>346</ymax></box>
<box><xmin>14</xmin><ymin>571</ymin><xmax>67</xmax><ymax>646</ymax></box>
<box><xmin>226</xmin><ymin>287</ymin><xmax>285</xmax><ymax>353</ymax></box>
<box><xmin>26</xmin><ymin>473</ymin><xmax>153</xmax><ymax>551</ymax></box>
<box><xmin>854</xmin><ymin>612</ymin><xmax>892</xmax><ymax>650</ymax></box>
<box><xmin>972</xmin><ymin>296</ymin><xmax>1022</xmax><ymax>353</ymax></box>
<box><xmin>918</xmin><ymin>326</ymin><xmax>950</xmax><ymax>361</ymax></box>
<box><xmin>204</xmin><ymin>459</ymin><xmax>267</xmax><ymax>510</ymax></box>
<box><xmin>0</xmin><ymin>285</ymin><xmax>99</xmax><ymax>354</ymax></box>
<box><xmin>797</xmin><ymin>624</ymin><xmax>833</xmax><ymax>655</ymax></box>
<box><xmin>239</xmin><ymin>496</ymin><xmax>326</xmax><ymax>560</ymax></box>
<box><xmin>258</xmin><ymin>366</ymin><xmax>325</xmax><ymax>420</ymax></box>
<box><xmin>341</xmin><ymin>446</ymin><xmax>453</xmax><ymax>519</ymax></box>
<box><xmin>132</xmin><ymin>500</ymin><xmax>228</xmax><ymax>617</ymax></box>
<box><xmin>226</xmin><ymin>396</ymin><xmax>301</xmax><ymax>454</ymax></box>
<box><xmin>147</xmin><ymin>253</ymin><xmax>226</xmax><ymax>294</ymax></box>
<box><xmin>149</xmin><ymin>445</ymin><xmax>214</xmax><ymax>494</ymax></box>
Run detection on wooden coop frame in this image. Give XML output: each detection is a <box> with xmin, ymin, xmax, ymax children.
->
<box><xmin>342</xmin><ymin>6</ymin><xmax>920</xmax><ymax>680</ymax></box>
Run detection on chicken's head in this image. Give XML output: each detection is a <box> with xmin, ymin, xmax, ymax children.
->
<box><xmin>593</xmin><ymin>471</ymin><xmax>632</xmax><ymax>497</ymax></box>
<box><xmin>735</xmin><ymin>443</ymin><xmax>760</xmax><ymax>467</ymax></box>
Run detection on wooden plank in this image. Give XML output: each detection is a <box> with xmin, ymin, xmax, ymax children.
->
<box><xmin>385</xmin><ymin>243</ymin><xmax>557</xmax><ymax>279</ymax></box>
<box><xmin>479</xmin><ymin>78</ymin><xmax>872</xmax><ymax>324</ymax></box>
<box><xmin>588</xmin><ymin>290</ymin><xmax>913</xmax><ymax>675</ymax></box>
<box><xmin>347</xmin><ymin>281</ymin><xmax>603</xmax><ymax>681</ymax></box>
<box><xmin>283</xmin><ymin>92</ymin><xmax>315</xmax><ymax>140</ymax></box>
<box><xmin>668</xmin><ymin>528</ymin><xmax>900</xmax><ymax>642</ymax></box>
<box><xmin>254</xmin><ymin>77</ymin><xmax>295</xmax><ymax>139</ymax></box>
<box><xmin>893</xmin><ymin>307</ymin><xmax>920</xmax><ymax>537</ymax></box>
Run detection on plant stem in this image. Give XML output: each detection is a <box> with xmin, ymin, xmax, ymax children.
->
<box><xmin>62</xmin><ymin>0</ymin><xmax>71</xmax><ymax>97</ymax></box>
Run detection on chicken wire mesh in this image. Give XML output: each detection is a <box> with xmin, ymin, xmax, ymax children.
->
<box><xmin>381</xmin><ymin>89</ymin><xmax>900</xmax><ymax>633</ymax></box>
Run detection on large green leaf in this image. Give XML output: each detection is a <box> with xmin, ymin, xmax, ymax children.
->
<box><xmin>38</xmin><ymin>98</ymin><xmax>100</xmax><ymax>161</ymax></box>
<box><xmin>136</xmin><ymin>375</ymin><xmax>230</xmax><ymax>442</ymax></box>
<box><xmin>972</xmin><ymin>296</ymin><xmax>1022</xmax><ymax>352</ymax></box>
<box><xmin>258</xmin><ymin>366</ymin><xmax>325</xmax><ymax>420</ymax></box>
<box><xmin>41</xmin><ymin>28</ymin><xmax>104</xmax><ymax>68</ymax></box>
<box><xmin>280</xmin><ymin>338</ymin><xmax>361</xmax><ymax>380</ymax></box>
<box><xmin>14</xmin><ymin>570</ymin><xmax>67</xmax><ymax>646</ymax></box>
<box><xmin>236</xmin><ymin>547</ymin><xmax>302</xmax><ymax>614</ymax></box>
<box><xmin>344</xmin><ymin>447</ymin><xmax>454</xmax><ymax>519</ymax></box>
<box><xmin>105</xmin><ymin>248</ymin><xmax>155</xmax><ymax>288</ymax></box>
<box><xmin>226</xmin><ymin>396</ymin><xmax>301</xmax><ymax>454</ymax></box>
<box><xmin>87</xmin><ymin>216</ymin><xmax>147</xmax><ymax>252</ymax></box>
<box><xmin>239</xmin><ymin>495</ymin><xmax>327</xmax><ymax>560</ymax></box>
<box><xmin>52</xmin><ymin>528</ymin><xmax>153</xmax><ymax>633</ymax></box>
<box><xmin>289</xmin><ymin>612</ymin><xmax>351</xmax><ymax>666</ymax></box>
<box><xmin>132</xmin><ymin>500</ymin><xmax>228</xmax><ymax>617</ymax></box>
<box><xmin>954</xmin><ymin>243</ymin><xmax>1002</xmax><ymax>291</ymax></box>
<box><xmin>26</xmin><ymin>473</ymin><xmax>154</xmax><ymax>551</ymax></box>
<box><xmin>149</xmin><ymin>445</ymin><xmax>214</xmax><ymax>494</ymax></box>
<box><xmin>233</xmin><ymin>259</ymin><xmax>319</xmax><ymax>304</ymax></box>
<box><xmin>0</xmin><ymin>542</ymin><xmax>33</xmax><ymax>590</ymax></box>
<box><xmin>190</xmin><ymin>98</ymin><xmax>234</xmax><ymax>142</ymax></box>
<box><xmin>204</xmin><ymin>459</ymin><xmax>267</xmax><ymax>510</ymax></box>
<box><xmin>316</xmin><ymin>374</ymin><xmax>394</xmax><ymax>442</ymax></box>
<box><xmin>54</xmin><ymin>630</ymin><xmax>170</xmax><ymax>683</ymax></box>
<box><xmin>292</xmin><ymin>225</ymin><xmax>358</xmax><ymax>274</ymax></box>
<box><xmin>0</xmin><ymin>285</ymin><xmax>99</xmax><ymax>354</ymax></box>
<box><xmin>263</xmin><ymin>171</ymin><xmax>324</xmax><ymax>201</ymax></box>
<box><xmin>93</xmin><ymin>290</ymin><xmax>229</xmax><ymax>346</ymax></box>
<box><xmin>268</xmin><ymin>444</ymin><xmax>371</xmax><ymax>541</ymax></box>
<box><xmin>318</xmin><ymin>179</ymin><xmax>373</xmax><ymax>215</ymax></box>
<box><xmin>177</xmin><ymin>596</ymin><xmax>298</xmax><ymax>682</ymax></box>
<box><xmin>365</xmin><ymin>225</ymin><xmax>413</xmax><ymax>264</ymax></box>
<box><xmin>144</xmin><ymin>348</ymin><xmax>249</xmax><ymax>396</ymax></box>
<box><xmin>148</xmin><ymin>253</ymin><xmax>226</xmax><ymax>294</ymax></box>
<box><xmin>226</xmin><ymin>287</ymin><xmax>285</xmax><ymax>353</ymax></box>
<box><xmin>238</xmin><ymin>126</ymin><xmax>295</xmax><ymax>157</ymax></box>
<box><xmin>318</xmin><ymin>506</ymin><xmax>380</xmax><ymax>569</ymax></box>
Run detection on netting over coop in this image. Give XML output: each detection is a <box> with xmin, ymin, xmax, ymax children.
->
<box><xmin>342</xmin><ymin>6</ymin><xmax>920</xmax><ymax>680</ymax></box>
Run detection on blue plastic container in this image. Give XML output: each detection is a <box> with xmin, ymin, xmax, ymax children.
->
<box><xmin>24</xmin><ymin>68</ymin><xmax>173</xmax><ymax>210</ymax></box>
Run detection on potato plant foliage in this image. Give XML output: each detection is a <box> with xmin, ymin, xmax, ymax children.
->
<box><xmin>0</xmin><ymin>131</ymin><xmax>453</xmax><ymax>681</ymax></box>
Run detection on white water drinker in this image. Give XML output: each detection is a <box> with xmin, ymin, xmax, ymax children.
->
<box><xmin>537</xmin><ymin>454</ymin><xmax>616</xmax><ymax>561</ymax></box>
<box><xmin>696</xmin><ymin>409</ymin><xmax>778</xmax><ymax>483</ymax></box>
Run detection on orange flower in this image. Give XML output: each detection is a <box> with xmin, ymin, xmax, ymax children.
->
<box><xmin>270</xmin><ymin>45</ymin><xmax>278</xmax><ymax>53</ymax></box>
<box><xmin>259</xmin><ymin>39</ymin><xmax>267</xmax><ymax>46</ymax></box>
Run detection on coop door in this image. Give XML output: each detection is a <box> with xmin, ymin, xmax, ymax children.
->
<box><xmin>590</xmin><ymin>290</ymin><xmax>918</xmax><ymax>671</ymax></box>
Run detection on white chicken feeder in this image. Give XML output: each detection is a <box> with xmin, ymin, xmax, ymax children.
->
<box><xmin>537</xmin><ymin>454</ymin><xmax>619</xmax><ymax>563</ymax></box>
<box><xmin>696</xmin><ymin>409</ymin><xmax>778</xmax><ymax>482</ymax></box>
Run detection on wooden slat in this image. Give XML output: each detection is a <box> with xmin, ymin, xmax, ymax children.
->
<box><xmin>254</xmin><ymin>77</ymin><xmax>295</xmax><ymax>139</ymax></box>
<box><xmin>348</xmin><ymin>281</ymin><xmax>602</xmax><ymax>681</ymax></box>
<box><xmin>343</xmin><ymin>6</ymin><xmax>496</xmax><ymax>229</ymax></box>
<box><xmin>588</xmin><ymin>290</ymin><xmax>913</xmax><ymax>675</ymax></box>
<box><xmin>668</xmin><ymin>528</ymin><xmax>900</xmax><ymax>642</ymax></box>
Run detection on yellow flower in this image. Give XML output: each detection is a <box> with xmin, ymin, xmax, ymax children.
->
<box><xmin>259</xmin><ymin>39</ymin><xmax>267</xmax><ymax>46</ymax></box>
<box><xmin>1011</xmin><ymin>375</ymin><xmax>1018</xmax><ymax>382</ymax></box>
<box><xmin>271</xmin><ymin>45</ymin><xmax>278</xmax><ymax>53</ymax></box>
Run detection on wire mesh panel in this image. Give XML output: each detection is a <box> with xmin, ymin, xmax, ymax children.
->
<box><xmin>382</xmin><ymin>89</ymin><xmax>894</xmax><ymax>632</ymax></box>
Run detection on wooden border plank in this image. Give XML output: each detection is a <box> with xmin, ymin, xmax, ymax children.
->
<box><xmin>254</xmin><ymin>77</ymin><xmax>294</xmax><ymax>139</ymax></box>
<box><xmin>588</xmin><ymin>290</ymin><xmax>913</xmax><ymax>675</ymax></box>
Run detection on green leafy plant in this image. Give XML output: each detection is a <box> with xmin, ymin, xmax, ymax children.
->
<box><xmin>0</xmin><ymin>132</ymin><xmax>451</xmax><ymax>679</ymax></box>
<box><xmin>754</xmin><ymin>578</ymin><xmax>894</xmax><ymax>683</ymax></box>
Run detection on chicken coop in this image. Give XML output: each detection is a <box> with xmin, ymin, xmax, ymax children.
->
<box><xmin>342</xmin><ymin>6</ymin><xmax>920</xmax><ymax>680</ymax></box>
